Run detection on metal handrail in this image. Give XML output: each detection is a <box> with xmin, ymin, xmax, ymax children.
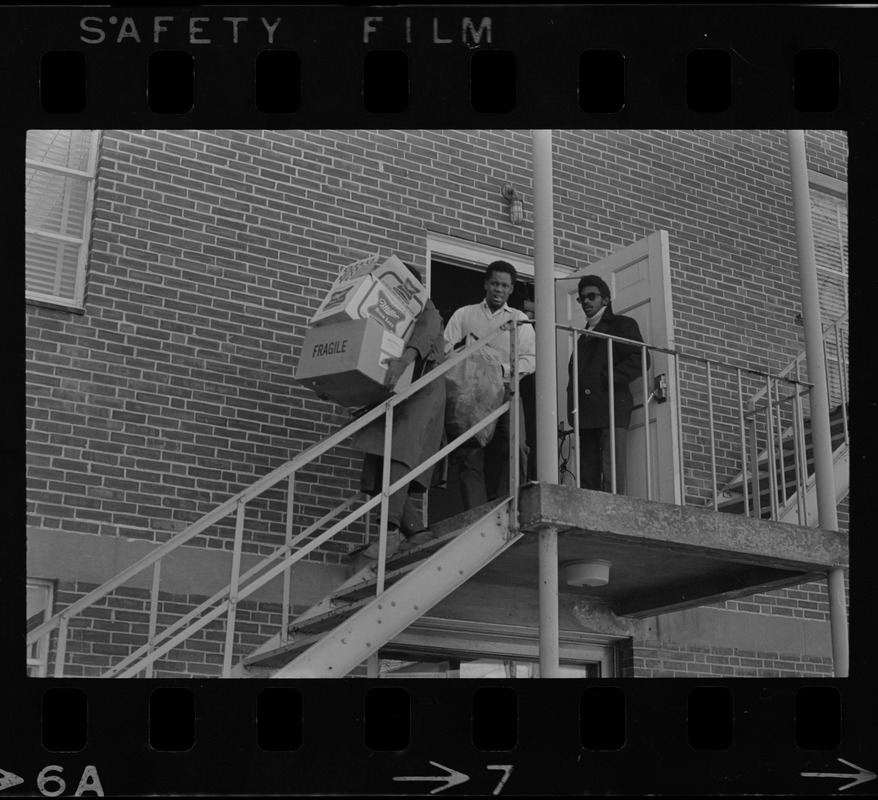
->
<box><xmin>557</xmin><ymin>321</ymin><xmax>816</xmax><ymax>517</ymax></box>
<box><xmin>28</xmin><ymin>323</ymin><xmax>522</xmax><ymax>677</ymax></box>
<box><xmin>748</xmin><ymin>310</ymin><xmax>849</xmax><ymax>409</ymax></box>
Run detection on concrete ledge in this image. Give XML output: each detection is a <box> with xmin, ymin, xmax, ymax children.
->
<box><xmin>645</xmin><ymin>606</ymin><xmax>831</xmax><ymax>658</ymax></box>
<box><xmin>520</xmin><ymin>482</ymin><xmax>849</xmax><ymax>570</ymax></box>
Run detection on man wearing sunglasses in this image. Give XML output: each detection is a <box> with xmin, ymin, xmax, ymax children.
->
<box><xmin>566</xmin><ymin>275</ymin><xmax>648</xmax><ymax>494</ymax></box>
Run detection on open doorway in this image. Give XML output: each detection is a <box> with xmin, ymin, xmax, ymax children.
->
<box><xmin>427</xmin><ymin>259</ymin><xmax>537</xmax><ymax>524</ymax></box>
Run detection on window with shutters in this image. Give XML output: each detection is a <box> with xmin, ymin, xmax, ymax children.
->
<box><xmin>25</xmin><ymin>130</ymin><xmax>100</xmax><ymax>310</ymax></box>
<box><xmin>808</xmin><ymin>171</ymin><xmax>848</xmax><ymax>409</ymax></box>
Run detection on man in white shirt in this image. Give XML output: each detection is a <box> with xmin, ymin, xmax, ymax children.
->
<box><xmin>443</xmin><ymin>261</ymin><xmax>536</xmax><ymax>509</ymax></box>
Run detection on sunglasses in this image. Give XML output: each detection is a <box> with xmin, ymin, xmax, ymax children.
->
<box><xmin>577</xmin><ymin>292</ymin><xmax>604</xmax><ymax>303</ymax></box>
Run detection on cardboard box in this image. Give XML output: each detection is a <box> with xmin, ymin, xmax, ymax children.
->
<box><xmin>310</xmin><ymin>273</ymin><xmax>415</xmax><ymax>340</ymax></box>
<box><xmin>294</xmin><ymin>317</ymin><xmax>415</xmax><ymax>407</ymax></box>
<box><xmin>329</xmin><ymin>253</ymin><xmax>428</xmax><ymax>321</ymax></box>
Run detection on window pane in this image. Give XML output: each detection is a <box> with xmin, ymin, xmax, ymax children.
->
<box><xmin>378</xmin><ymin>655</ymin><xmax>598</xmax><ymax>678</ymax></box>
<box><xmin>25</xmin><ymin>236</ymin><xmax>79</xmax><ymax>299</ymax></box>
<box><xmin>26</xmin><ymin>129</ymin><xmax>93</xmax><ymax>172</ymax></box>
<box><xmin>26</xmin><ymin>168</ymin><xmax>89</xmax><ymax>239</ymax></box>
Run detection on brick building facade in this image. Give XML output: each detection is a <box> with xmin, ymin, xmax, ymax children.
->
<box><xmin>26</xmin><ymin>129</ymin><xmax>848</xmax><ymax>678</ymax></box>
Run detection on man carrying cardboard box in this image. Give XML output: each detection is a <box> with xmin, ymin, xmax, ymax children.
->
<box><xmin>348</xmin><ymin>264</ymin><xmax>447</xmax><ymax>564</ymax></box>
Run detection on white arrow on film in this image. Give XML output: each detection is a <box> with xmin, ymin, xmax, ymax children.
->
<box><xmin>0</xmin><ymin>768</ymin><xmax>24</xmax><ymax>792</ymax></box>
<box><xmin>393</xmin><ymin>761</ymin><xmax>470</xmax><ymax>794</ymax></box>
<box><xmin>802</xmin><ymin>758</ymin><xmax>877</xmax><ymax>791</ymax></box>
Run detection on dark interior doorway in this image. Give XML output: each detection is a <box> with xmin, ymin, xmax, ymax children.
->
<box><xmin>427</xmin><ymin>260</ymin><xmax>538</xmax><ymax>525</ymax></box>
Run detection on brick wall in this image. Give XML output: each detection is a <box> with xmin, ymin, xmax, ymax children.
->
<box><xmin>625</xmin><ymin>641</ymin><xmax>834</xmax><ymax>678</ymax></box>
<box><xmin>45</xmin><ymin>582</ymin><xmax>292</xmax><ymax>678</ymax></box>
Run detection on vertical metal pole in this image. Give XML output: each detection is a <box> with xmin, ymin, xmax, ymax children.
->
<box><xmin>223</xmin><ymin>501</ymin><xmax>247</xmax><ymax>678</ymax></box>
<box><xmin>706</xmin><ymin>362</ymin><xmax>718</xmax><ymax>511</ymax></box>
<box><xmin>281</xmin><ymin>473</ymin><xmax>295</xmax><ymax>645</ymax></box>
<box><xmin>749</xmin><ymin>404</ymin><xmax>762</xmax><ymax>519</ymax></box>
<box><xmin>54</xmin><ymin>615</ymin><xmax>69</xmax><ymax>678</ymax></box>
<box><xmin>572</xmin><ymin>329</ymin><xmax>581</xmax><ymax>488</ymax></box>
<box><xmin>607</xmin><ymin>338</ymin><xmax>617</xmax><ymax>494</ymax></box>
<box><xmin>532</xmin><ymin>128</ymin><xmax>559</xmax><ymax>678</ymax></box>
<box><xmin>787</xmin><ymin>129</ymin><xmax>845</xmax><ymax>675</ymax></box>
<box><xmin>376</xmin><ymin>405</ymin><xmax>395</xmax><ymax>596</ymax></box>
<box><xmin>146</xmin><ymin>560</ymin><xmax>162</xmax><ymax>679</ymax></box>
<box><xmin>765</xmin><ymin>376</ymin><xmax>780</xmax><ymax>520</ymax></box>
<box><xmin>775</xmin><ymin>381</ymin><xmax>789</xmax><ymax>509</ymax></box>
<box><xmin>641</xmin><ymin>345</ymin><xmax>652</xmax><ymax>501</ymax></box>
<box><xmin>673</xmin><ymin>354</ymin><xmax>686</xmax><ymax>505</ymax></box>
<box><xmin>735</xmin><ymin>369</ymin><xmax>750</xmax><ymax>517</ymax></box>
<box><xmin>792</xmin><ymin>385</ymin><xmax>808</xmax><ymax>525</ymax></box>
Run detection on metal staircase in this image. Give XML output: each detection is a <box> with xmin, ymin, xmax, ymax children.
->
<box><xmin>239</xmin><ymin>500</ymin><xmax>519</xmax><ymax>678</ymax></box>
<box><xmin>27</xmin><ymin>325</ymin><xmax>526</xmax><ymax>679</ymax></box>
<box><xmin>713</xmin><ymin>312</ymin><xmax>849</xmax><ymax>526</ymax></box>
<box><xmin>714</xmin><ymin>404</ymin><xmax>849</xmax><ymax>524</ymax></box>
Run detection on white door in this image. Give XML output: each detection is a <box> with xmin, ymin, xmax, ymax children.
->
<box><xmin>555</xmin><ymin>231</ymin><xmax>681</xmax><ymax>504</ymax></box>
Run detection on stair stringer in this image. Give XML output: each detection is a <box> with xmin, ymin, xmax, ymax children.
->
<box><xmin>269</xmin><ymin>501</ymin><xmax>520</xmax><ymax>678</ymax></box>
<box><xmin>778</xmin><ymin>442</ymin><xmax>850</xmax><ymax>527</ymax></box>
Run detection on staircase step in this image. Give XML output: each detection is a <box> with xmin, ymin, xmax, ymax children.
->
<box><xmin>243</xmin><ymin>632</ymin><xmax>325</xmax><ymax>670</ymax></box>
<box><xmin>332</xmin><ymin>533</ymin><xmax>460</xmax><ymax>603</ymax></box>
<box><xmin>287</xmin><ymin>596</ymin><xmax>371</xmax><ymax>636</ymax></box>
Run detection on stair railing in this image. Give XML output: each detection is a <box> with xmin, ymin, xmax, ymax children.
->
<box><xmin>557</xmin><ymin>323</ymin><xmax>812</xmax><ymax>518</ymax></box>
<box><xmin>27</xmin><ymin>324</ymin><xmax>523</xmax><ymax>679</ymax></box>
<box><xmin>744</xmin><ymin>310</ymin><xmax>849</xmax><ymax>522</ymax></box>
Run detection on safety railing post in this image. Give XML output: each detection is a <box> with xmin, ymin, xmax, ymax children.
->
<box><xmin>376</xmin><ymin>404</ymin><xmax>395</xmax><ymax>597</ymax></box>
<box><xmin>673</xmin><ymin>353</ymin><xmax>685</xmax><ymax>504</ymax></box>
<box><xmin>775</xmin><ymin>381</ymin><xmax>789</xmax><ymax>510</ymax></box>
<box><xmin>706</xmin><ymin>362</ymin><xmax>718</xmax><ymax>511</ymax></box>
<box><xmin>735</xmin><ymin>368</ymin><xmax>750</xmax><ymax>517</ymax></box>
<box><xmin>146</xmin><ymin>560</ymin><xmax>162</xmax><ymax>679</ymax></box>
<box><xmin>53</xmin><ymin>615</ymin><xmax>69</xmax><ymax>678</ymax></box>
<box><xmin>281</xmin><ymin>472</ymin><xmax>295</xmax><ymax>646</ymax></box>
<box><xmin>222</xmin><ymin>500</ymin><xmax>247</xmax><ymax>679</ymax></box>
<box><xmin>571</xmin><ymin>329</ymin><xmax>581</xmax><ymax>488</ymax></box>
<box><xmin>641</xmin><ymin>344</ymin><xmax>652</xmax><ymax>501</ymax></box>
<box><xmin>748</xmin><ymin>407</ymin><xmax>762</xmax><ymax>519</ymax></box>
<box><xmin>607</xmin><ymin>337</ymin><xmax>617</xmax><ymax>494</ymax></box>
<box><xmin>765</xmin><ymin>376</ymin><xmax>780</xmax><ymax>520</ymax></box>
<box><xmin>792</xmin><ymin>384</ymin><xmax>808</xmax><ymax>525</ymax></box>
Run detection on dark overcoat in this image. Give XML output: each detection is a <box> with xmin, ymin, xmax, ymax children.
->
<box><xmin>566</xmin><ymin>309</ymin><xmax>649</xmax><ymax>430</ymax></box>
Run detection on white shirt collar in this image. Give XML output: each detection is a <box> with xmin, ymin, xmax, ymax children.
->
<box><xmin>586</xmin><ymin>305</ymin><xmax>608</xmax><ymax>329</ymax></box>
<box><xmin>481</xmin><ymin>299</ymin><xmax>510</xmax><ymax>317</ymax></box>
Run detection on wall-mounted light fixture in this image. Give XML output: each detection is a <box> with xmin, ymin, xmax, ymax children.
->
<box><xmin>562</xmin><ymin>559</ymin><xmax>612</xmax><ymax>588</ymax></box>
<box><xmin>501</xmin><ymin>183</ymin><xmax>525</xmax><ymax>225</ymax></box>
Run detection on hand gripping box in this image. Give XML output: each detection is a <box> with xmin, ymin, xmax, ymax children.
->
<box><xmin>321</xmin><ymin>253</ymin><xmax>428</xmax><ymax>322</ymax></box>
<box><xmin>310</xmin><ymin>273</ymin><xmax>415</xmax><ymax>341</ymax></box>
<box><xmin>293</xmin><ymin>317</ymin><xmax>415</xmax><ymax>407</ymax></box>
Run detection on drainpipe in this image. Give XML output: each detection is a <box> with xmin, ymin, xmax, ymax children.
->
<box><xmin>786</xmin><ymin>130</ymin><xmax>848</xmax><ymax>677</ymax></box>
<box><xmin>532</xmin><ymin>129</ymin><xmax>560</xmax><ymax>678</ymax></box>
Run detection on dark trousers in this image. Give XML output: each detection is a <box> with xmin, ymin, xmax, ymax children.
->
<box><xmin>455</xmin><ymin>388</ymin><xmax>529</xmax><ymax>510</ymax></box>
<box><xmin>363</xmin><ymin>459</ymin><xmax>424</xmax><ymax>534</ymax></box>
<box><xmin>578</xmin><ymin>427</ymin><xmax>627</xmax><ymax>494</ymax></box>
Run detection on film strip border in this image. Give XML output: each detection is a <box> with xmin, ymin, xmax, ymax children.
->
<box><xmin>4</xmin><ymin>5</ymin><xmax>874</xmax><ymax>127</ymax></box>
<box><xmin>6</xmin><ymin>3</ymin><xmax>878</xmax><ymax>797</ymax></box>
<box><xmin>14</xmin><ymin>681</ymin><xmax>874</xmax><ymax>796</ymax></box>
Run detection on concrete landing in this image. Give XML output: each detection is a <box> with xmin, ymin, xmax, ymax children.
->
<box><xmin>471</xmin><ymin>483</ymin><xmax>848</xmax><ymax>618</ymax></box>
